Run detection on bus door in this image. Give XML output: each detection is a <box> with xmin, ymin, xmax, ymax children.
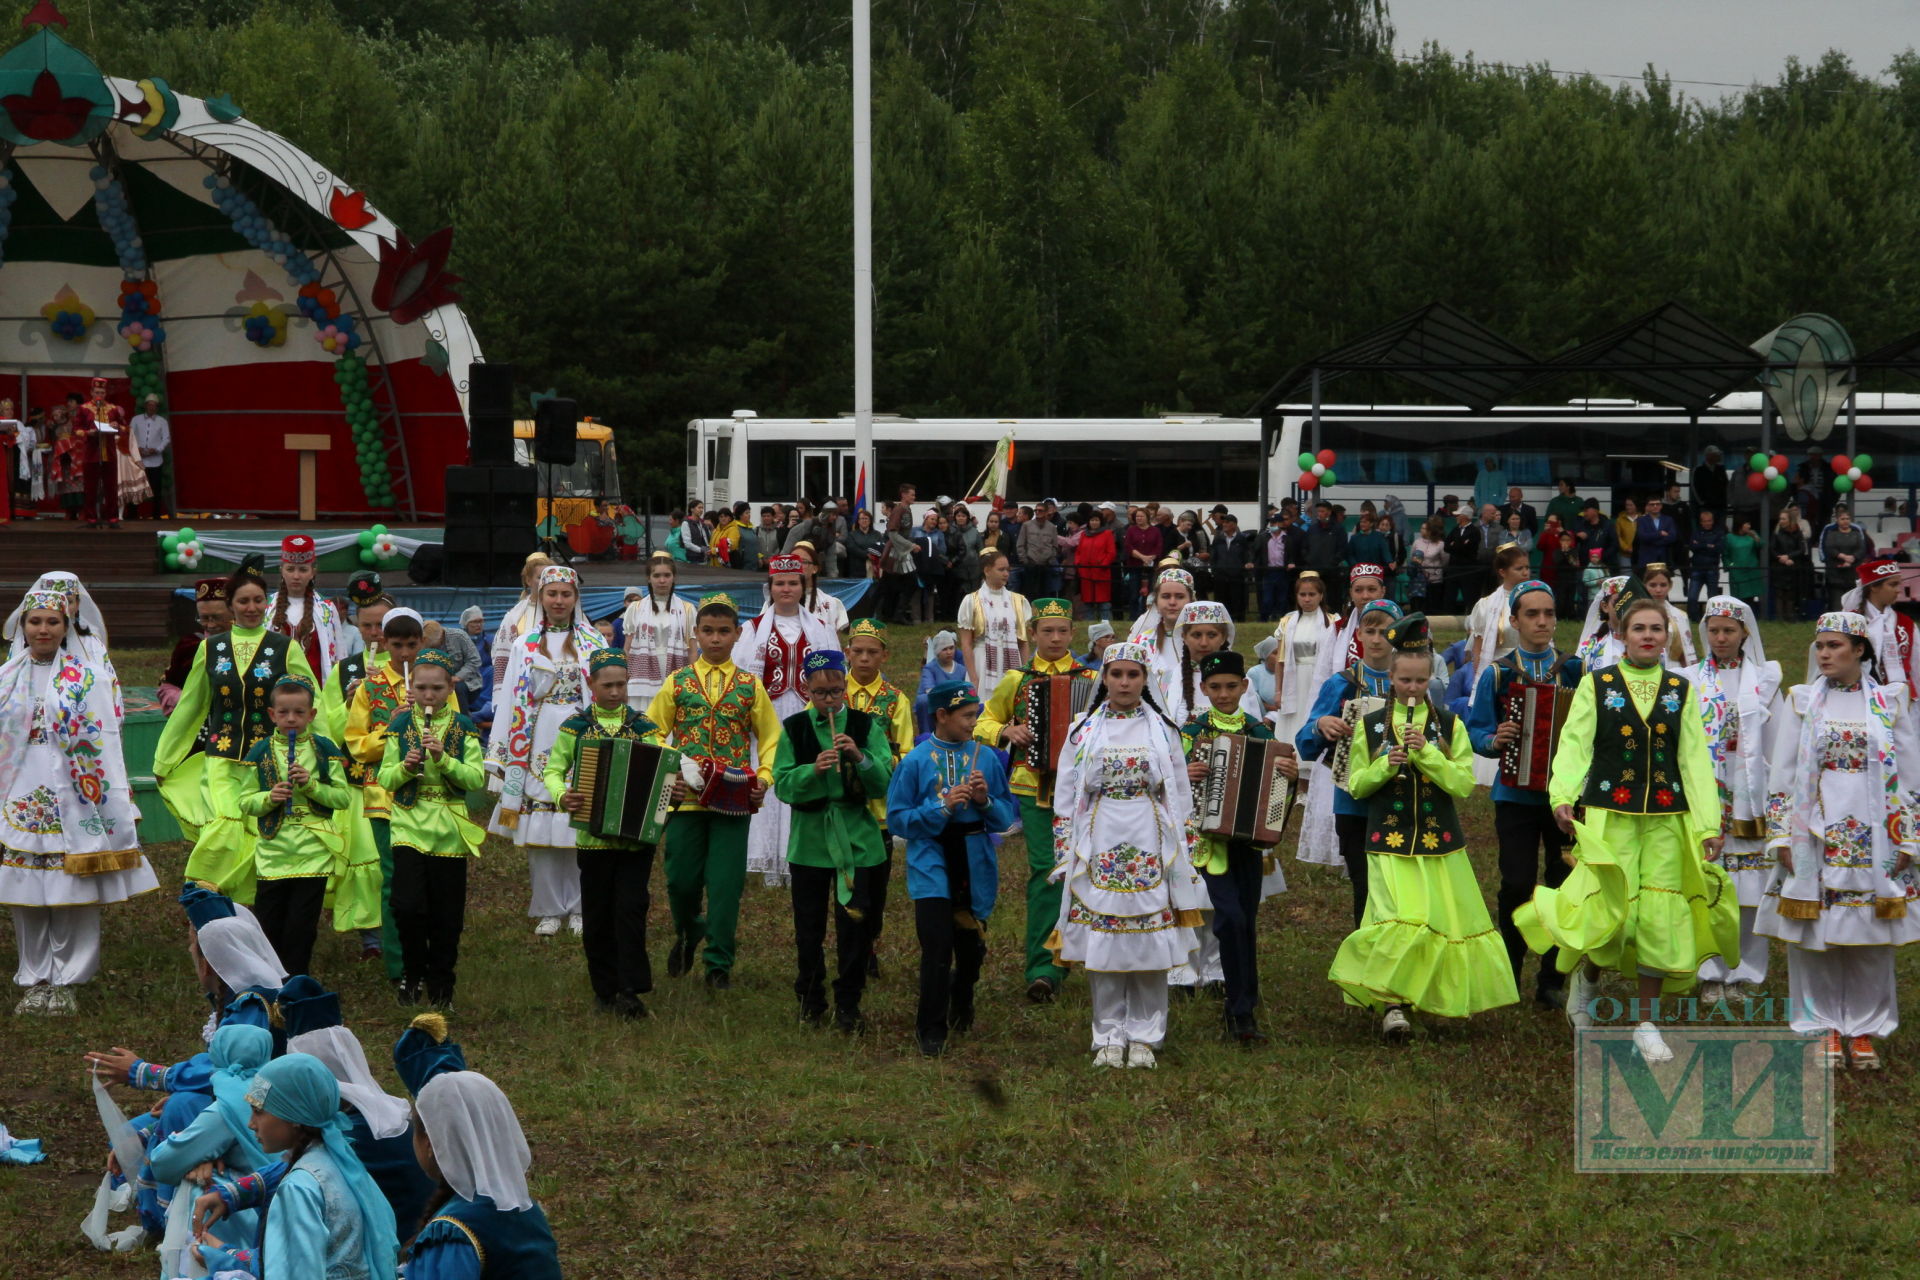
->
<box><xmin>798</xmin><ymin>448</ymin><xmax>855</xmax><ymax>503</ymax></box>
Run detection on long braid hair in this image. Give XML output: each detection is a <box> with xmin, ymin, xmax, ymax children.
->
<box><xmin>268</xmin><ymin>574</ymin><xmax>316</xmax><ymax>644</ymax></box>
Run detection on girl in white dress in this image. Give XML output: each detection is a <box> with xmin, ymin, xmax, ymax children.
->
<box><xmin>1756</xmin><ymin>610</ymin><xmax>1920</xmax><ymax>1069</ymax></box>
<box><xmin>1269</xmin><ymin>571</ymin><xmax>1334</xmax><ymax>747</ymax></box>
<box><xmin>736</xmin><ymin>555</ymin><xmax>840</xmax><ymax>886</ymax></box>
<box><xmin>1639</xmin><ymin>564</ymin><xmax>1697</xmax><ymax>669</ymax></box>
<box><xmin>486</xmin><ymin>565</ymin><xmax>598</xmax><ymax>935</ymax></box>
<box><xmin>1684</xmin><ymin>597</ymin><xmax>1782</xmax><ymax>1000</ymax></box>
<box><xmin>0</xmin><ymin>587</ymin><xmax>158</xmax><ymax>1015</ymax></box>
<box><xmin>791</xmin><ymin>540</ymin><xmax>851</xmax><ymax>637</ymax></box>
<box><xmin>1048</xmin><ymin>642</ymin><xmax>1205</xmax><ymax>1069</ymax></box>
<box><xmin>620</xmin><ymin>551</ymin><xmax>697</xmax><ymax>709</ymax></box>
<box><xmin>956</xmin><ymin>550</ymin><xmax>1032</xmax><ymax>696</ymax></box>
<box><xmin>488</xmin><ymin>551</ymin><xmax>555</xmax><ymax>688</ymax></box>
<box><xmin>1125</xmin><ymin>563</ymin><xmax>1195</xmax><ymax>712</ymax></box>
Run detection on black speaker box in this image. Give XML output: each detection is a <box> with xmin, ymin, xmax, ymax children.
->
<box><xmin>467</xmin><ymin>363</ymin><xmax>515</xmax><ymax>466</ymax></box>
<box><xmin>533</xmin><ymin>397</ymin><xmax>577</xmax><ymax>467</ymax></box>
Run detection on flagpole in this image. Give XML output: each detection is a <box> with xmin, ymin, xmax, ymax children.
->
<box><xmin>852</xmin><ymin>0</ymin><xmax>874</xmax><ymax>518</ymax></box>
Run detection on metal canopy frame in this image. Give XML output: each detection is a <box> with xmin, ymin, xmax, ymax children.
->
<box><xmin>1250</xmin><ymin>301</ymin><xmax>1542</xmax><ymax>414</ymax></box>
<box><xmin>1514</xmin><ymin>301</ymin><xmax>1764</xmax><ymax>411</ymax></box>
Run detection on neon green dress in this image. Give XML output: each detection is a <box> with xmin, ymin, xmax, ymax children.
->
<box><xmin>1328</xmin><ymin>702</ymin><xmax>1518</xmax><ymax>1016</ymax></box>
<box><xmin>1515</xmin><ymin>661</ymin><xmax>1740</xmax><ymax>992</ymax></box>
<box><xmin>317</xmin><ymin>651</ymin><xmax>388</xmax><ymax>931</ymax></box>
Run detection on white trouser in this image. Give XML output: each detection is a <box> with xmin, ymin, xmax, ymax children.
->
<box><xmin>526</xmin><ymin>848</ymin><xmax>582</xmax><ymax>918</ymax></box>
<box><xmin>1699</xmin><ymin>906</ymin><xmax>1770</xmax><ymax>985</ymax></box>
<box><xmin>1168</xmin><ymin>916</ymin><xmax>1224</xmax><ymax>987</ymax></box>
<box><xmin>1788</xmin><ymin>944</ymin><xmax>1898</xmax><ymax>1039</ymax></box>
<box><xmin>1089</xmin><ymin>971</ymin><xmax>1169</xmax><ymax>1049</ymax></box>
<box><xmin>11</xmin><ymin>905</ymin><xmax>102</xmax><ymax>987</ymax></box>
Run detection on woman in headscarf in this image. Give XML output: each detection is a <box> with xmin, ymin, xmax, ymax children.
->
<box><xmin>486</xmin><ymin>565</ymin><xmax>598</xmax><ymax>935</ymax></box>
<box><xmin>914</xmin><ymin>629</ymin><xmax>969</xmax><ymax>736</ymax></box>
<box><xmin>620</xmin><ymin>551</ymin><xmax>698</xmax><ymax>709</ymax></box>
<box><xmin>1754</xmin><ymin>611</ymin><xmax>1920</xmax><ymax>1070</ymax></box>
<box><xmin>1125</xmin><ymin>563</ymin><xmax>1195</xmax><ymax>713</ymax></box>
<box><xmin>488</xmin><ymin>551</ymin><xmax>555</xmax><ymax>688</ymax></box>
<box><xmin>154</xmin><ymin>555</ymin><xmax>316</xmax><ymax>903</ymax></box>
<box><xmin>235</xmin><ymin>1053</ymin><xmax>399</xmax><ymax>1279</ymax></box>
<box><xmin>1683</xmin><ymin>598</ymin><xmax>1783</xmax><ymax>1003</ymax></box>
<box><xmin>0</xmin><ymin>585</ymin><xmax>158</xmax><ymax>1016</ymax></box>
<box><xmin>148</xmin><ymin>1023</ymin><xmax>273</xmax><ymax>1262</ymax></box>
<box><xmin>3</xmin><ymin>569</ymin><xmax>112</xmax><ymax>667</ymax></box>
<box><xmin>1574</xmin><ymin>574</ymin><xmax>1632</xmax><ymax>674</ymax></box>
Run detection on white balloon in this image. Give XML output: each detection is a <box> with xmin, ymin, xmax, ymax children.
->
<box><xmin>1764</xmin><ymin>466</ymin><xmax>1778</xmax><ymax>479</ymax></box>
<box><xmin>1849</xmin><ymin>467</ymin><xmax>1862</xmax><ymax>481</ymax></box>
<box><xmin>1311</xmin><ymin>463</ymin><xmax>1326</xmax><ymax>476</ymax></box>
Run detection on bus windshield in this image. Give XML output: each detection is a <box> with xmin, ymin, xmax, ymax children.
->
<box><xmin>514</xmin><ymin>437</ymin><xmax>619</xmax><ymax>501</ymax></box>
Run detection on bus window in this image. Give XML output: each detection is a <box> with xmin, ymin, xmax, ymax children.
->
<box><xmin>1036</xmin><ymin>444</ymin><xmax>1128</xmax><ymax>507</ymax></box>
<box><xmin>876</xmin><ymin>442</ymin><xmax>970</xmax><ymax>506</ymax></box>
<box><xmin>748</xmin><ymin>440</ymin><xmax>797</xmax><ymax>500</ymax></box>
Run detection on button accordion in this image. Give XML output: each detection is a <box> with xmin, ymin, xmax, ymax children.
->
<box><xmin>1498</xmin><ymin>680</ymin><xmax>1575</xmax><ymax>792</ymax></box>
<box><xmin>1329</xmin><ymin>695</ymin><xmax>1384</xmax><ymax>790</ymax></box>
<box><xmin>1198</xmin><ymin>734</ymin><xmax>1298</xmax><ymax>845</ymax></box>
<box><xmin>1018</xmin><ymin>671</ymin><xmax>1097</xmax><ymax>777</ymax></box>
<box><xmin>569</xmin><ymin>739</ymin><xmax>682</xmax><ymax>843</ymax></box>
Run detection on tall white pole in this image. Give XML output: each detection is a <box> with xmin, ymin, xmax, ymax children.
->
<box><xmin>852</xmin><ymin>0</ymin><xmax>875</xmax><ymax>521</ymax></box>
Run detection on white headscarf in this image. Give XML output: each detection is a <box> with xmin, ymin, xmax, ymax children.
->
<box><xmin>288</xmin><ymin>1025</ymin><xmax>411</xmax><ymax>1141</ymax></box>
<box><xmin>4</xmin><ymin>571</ymin><xmax>109</xmax><ymax>659</ymax></box>
<box><xmin>196</xmin><ymin>915</ymin><xmax>288</xmax><ymax>993</ymax></box>
<box><xmin>1688</xmin><ymin>596</ymin><xmax>1778</xmax><ymax>818</ymax></box>
<box><xmin>925</xmin><ymin>628</ymin><xmax>957</xmax><ymax>663</ymax></box>
<box><xmin>416</xmin><ymin>1072</ymin><xmax>534</xmax><ymax>1211</ymax></box>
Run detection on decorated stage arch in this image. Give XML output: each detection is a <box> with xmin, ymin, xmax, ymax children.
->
<box><xmin>0</xmin><ymin>3</ymin><xmax>477</xmax><ymax>519</ymax></box>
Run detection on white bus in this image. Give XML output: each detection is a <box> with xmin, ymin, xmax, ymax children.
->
<box><xmin>684</xmin><ymin>413</ymin><xmax>1301</xmax><ymax>527</ymax></box>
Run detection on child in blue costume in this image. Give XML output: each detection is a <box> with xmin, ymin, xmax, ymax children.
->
<box><xmin>395</xmin><ymin>1013</ymin><xmax>564</xmax><ymax>1279</ymax></box>
<box><xmin>887</xmin><ymin>679</ymin><xmax>1018</xmax><ymax>1057</ymax></box>
<box><xmin>147</xmin><ymin>1023</ymin><xmax>273</xmax><ymax>1265</ymax></box>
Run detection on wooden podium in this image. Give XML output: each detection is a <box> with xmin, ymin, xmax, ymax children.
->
<box><xmin>283</xmin><ymin>433</ymin><xmax>332</xmax><ymax>521</ymax></box>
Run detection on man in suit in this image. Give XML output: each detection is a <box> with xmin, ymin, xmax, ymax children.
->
<box><xmin>1634</xmin><ymin>496</ymin><xmax>1679</xmax><ymax>569</ymax></box>
<box><xmin>1498</xmin><ymin>485</ymin><xmax>1538</xmax><ymax>535</ymax></box>
<box><xmin>1441</xmin><ymin>505</ymin><xmax>1482</xmax><ymax>615</ymax></box>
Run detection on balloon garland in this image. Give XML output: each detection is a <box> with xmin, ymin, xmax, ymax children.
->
<box><xmin>1830</xmin><ymin>452</ymin><xmax>1875</xmax><ymax>495</ymax></box>
<box><xmin>1296</xmin><ymin>448</ymin><xmax>1338</xmax><ymax>492</ymax></box>
<box><xmin>160</xmin><ymin>526</ymin><xmax>204</xmax><ymax>571</ymax></box>
<box><xmin>1745</xmin><ymin>450</ymin><xmax>1877</xmax><ymax>496</ymax></box>
<box><xmin>204</xmin><ymin>171</ymin><xmax>393</xmax><ymax>508</ymax></box>
<box><xmin>356</xmin><ymin>523</ymin><xmax>401</xmax><ymax>567</ymax></box>
<box><xmin>92</xmin><ymin>166</ymin><xmax>168</xmax><ymax>409</ymax></box>
<box><xmin>1744</xmin><ymin>451</ymin><xmax>1790</xmax><ymax>494</ymax></box>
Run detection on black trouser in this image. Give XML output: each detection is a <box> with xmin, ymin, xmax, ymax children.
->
<box><xmin>391</xmin><ymin>846</ymin><xmax>468</xmax><ymax>999</ymax></box>
<box><xmin>914</xmin><ymin>819</ymin><xmax>984</xmax><ymax>1043</ymax></box>
<box><xmin>1335</xmin><ymin>812</ymin><xmax>1370</xmax><ymax>928</ymax></box>
<box><xmin>1201</xmin><ymin>842</ymin><xmax>1263</xmax><ymax>1019</ymax></box>
<box><xmin>790</xmin><ymin>858</ymin><xmax>890</xmax><ymax>1016</ymax></box>
<box><xmin>1213</xmin><ymin>575</ymin><xmax>1245</xmax><ymax>621</ymax></box>
<box><xmin>914</xmin><ymin>898</ymin><xmax>985</xmax><ymax>1044</ymax></box>
<box><xmin>254</xmin><ymin>876</ymin><xmax>326</xmax><ymax>977</ymax></box>
<box><xmin>870</xmin><ymin>837</ymin><xmax>893</xmax><ymax>948</ymax></box>
<box><xmin>1493</xmin><ymin>801</ymin><xmax>1568</xmax><ymax>994</ymax></box>
<box><xmin>577</xmin><ymin>846</ymin><xmax>654</xmax><ymax>1003</ymax></box>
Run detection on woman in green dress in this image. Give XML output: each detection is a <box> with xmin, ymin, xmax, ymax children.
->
<box><xmin>1722</xmin><ymin>515</ymin><xmax>1765</xmax><ymax>615</ymax></box>
<box><xmin>1517</xmin><ymin>594</ymin><xmax>1740</xmax><ymax>1063</ymax></box>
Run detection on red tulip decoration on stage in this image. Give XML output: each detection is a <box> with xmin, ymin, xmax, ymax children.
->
<box><xmin>1297</xmin><ymin>448</ymin><xmax>1338</xmax><ymax>492</ymax></box>
<box><xmin>1745</xmin><ymin>452</ymin><xmax>1792</xmax><ymax>494</ymax></box>
<box><xmin>1830</xmin><ymin>453</ymin><xmax>1875</xmax><ymax>495</ymax></box>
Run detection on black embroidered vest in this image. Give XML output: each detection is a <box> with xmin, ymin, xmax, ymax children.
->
<box><xmin>1360</xmin><ymin>701</ymin><xmax>1463</xmax><ymax>855</ymax></box>
<box><xmin>1579</xmin><ymin>664</ymin><xmax>1691</xmax><ymax>815</ymax></box>
<box><xmin>782</xmin><ymin>707</ymin><xmax>875</xmax><ymax>812</ymax></box>
<box><xmin>204</xmin><ymin>630</ymin><xmax>292</xmax><ymax>760</ymax></box>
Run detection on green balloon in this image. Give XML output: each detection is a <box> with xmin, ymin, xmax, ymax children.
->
<box><xmin>162</xmin><ymin>533</ymin><xmax>180</xmax><ymax>551</ymax></box>
<box><xmin>1748</xmin><ymin>452</ymin><xmax>1768</xmax><ymax>471</ymax></box>
<box><xmin>1854</xmin><ymin>453</ymin><xmax>1874</xmax><ymax>473</ymax></box>
<box><xmin>164</xmin><ymin>552</ymin><xmax>179</xmax><ymax>569</ymax></box>
<box><xmin>1297</xmin><ymin>452</ymin><xmax>1315</xmax><ymax>470</ymax></box>
<box><xmin>177</xmin><ymin>526</ymin><xmax>195</xmax><ymax>540</ymax></box>
<box><xmin>359</xmin><ymin>548</ymin><xmax>376</xmax><ymax>565</ymax></box>
<box><xmin>357</xmin><ymin>531</ymin><xmax>374</xmax><ymax>548</ymax></box>
<box><xmin>1322</xmin><ymin>469</ymin><xmax>1337</xmax><ymax>487</ymax></box>
<box><xmin>371</xmin><ymin>523</ymin><xmax>387</xmax><ymax>536</ymax></box>
<box><xmin>1833</xmin><ymin>474</ymin><xmax>1854</xmax><ymax>493</ymax></box>
<box><xmin>1768</xmin><ymin>474</ymin><xmax>1787</xmax><ymax>493</ymax></box>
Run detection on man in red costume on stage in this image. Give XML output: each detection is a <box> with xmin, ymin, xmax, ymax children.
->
<box><xmin>78</xmin><ymin>377</ymin><xmax>128</xmax><ymax>528</ymax></box>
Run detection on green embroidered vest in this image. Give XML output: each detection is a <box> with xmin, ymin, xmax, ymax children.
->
<box><xmin>667</xmin><ymin>666</ymin><xmax>760</xmax><ymax>768</ymax></box>
<box><xmin>1579</xmin><ymin>664</ymin><xmax>1691</xmax><ymax>815</ymax></box>
<box><xmin>1360</xmin><ymin>702</ymin><xmax>1463</xmax><ymax>855</ymax></box>
<box><xmin>245</xmin><ymin>733</ymin><xmax>346</xmax><ymax>840</ymax></box>
<box><xmin>204</xmin><ymin>630</ymin><xmax>292</xmax><ymax>759</ymax></box>
<box><xmin>386</xmin><ymin>709</ymin><xmax>478</xmax><ymax>808</ymax></box>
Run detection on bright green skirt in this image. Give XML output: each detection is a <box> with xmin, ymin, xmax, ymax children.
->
<box><xmin>1329</xmin><ymin>849</ymin><xmax>1519</xmax><ymax>1016</ymax></box>
<box><xmin>324</xmin><ymin>787</ymin><xmax>384</xmax><ymax>932</ymax></box>
<box><xmin>158</xmin><ymin>751</ymin><xmax>209</xmax><ymax>842</ymax></box>
<box><xmin>1515</xmin><ymin>810</ymin><xmax>1739</xmax><ymax>994</ymax></box>
<box><xmin>181</xmin><ymin>756</ymin><xmax>257</xmax><ymax>905</ymax></box>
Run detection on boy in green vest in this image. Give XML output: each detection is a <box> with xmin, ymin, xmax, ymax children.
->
<box><xmin>238</xmin><ymin>674</ymin><xmax>354</xmax><ymax>976</ymax></box>
<box><xmin>844</xmin><ymin>617</ymin><xmax>913</xmax><ymax>976</ymax></box>
<box><xmin>774</xmin><ymin>649</ymin><xmax>896</xmax><ymax>1032</ymax></box>
<box><xmin>974</xmin><ymin>598</ymin><xmax>1095</xmax><ymax>1002</ymax></box>
<box><xmin>645</xmin><ymin>594</ymin><xmax>782</xmax><ymax>990</ymax></box>
<box><xmin>546</xmin><ymin>649</ymin><xmax>668</xmax><ymax>1019</ymax></box>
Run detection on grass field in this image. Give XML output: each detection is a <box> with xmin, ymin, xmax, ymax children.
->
<box><xmin>4</xmin><ymin>618</ymin><xmax>1918</xmax><ymax>1278</ymax></box>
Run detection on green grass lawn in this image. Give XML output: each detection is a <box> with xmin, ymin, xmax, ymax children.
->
<box><xmin>5</xmin><ymin>618</ymin><xmax>1919</xmax><ymax>1278</ymax></box>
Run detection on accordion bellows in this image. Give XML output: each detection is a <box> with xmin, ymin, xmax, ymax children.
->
<box><xmin>570</xmin><ymin>739</ymin><xmax>682</xmax><ymax>843</ymax></box>
<box><xmin>1198</xmin><ymin>734</ymin><xmax>1297</xmax><ymax>845</ymax></box>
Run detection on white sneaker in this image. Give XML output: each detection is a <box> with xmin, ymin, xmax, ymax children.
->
<box><xmin>1566</xmin><ymin>968</ymin><xmax>1596</xmax><ymax>1030</ymax></box>
<box><xmin>1125</xmin><ymin>1042</ymin><xmax>1158</xmax><ymax>1069</ymax></box>
<box><xmin>567</xmin><ymin>913</ymin><xmax>584</xmax><ymax>936</ymax></box>
<box><xmin>1092</xmin><ymin>1044</ymin><xmax>1125</xmax><ymax>1069</ymax></box>
<box><xmin>1381</xmin><ymin>1007</ymin><xmax>1411</xmax><ymax>1042</ymax></box>
<box><xmin>534</xmin><ymin>916</ymin><xmax>562</xmax><ymax>937</ymax></box>
<box><xmin>1633</xmin><ymin>1021</ymin><xmax>1673</xmax><ymax>1064</ymax></box>
<box><xmin>1697</xmin><ymin>980</ymin><xmax>1725</xmax><ymax>1006</ymax></box>
<box><xmin>45</xmin><ymin>985</ymin><xmax>76</xmax><ymax>1016</ymax></box>
<box><xmin>12</xmin><ymin>983</ymin><xmax>49</xmax><ymax>1015</ymax></box>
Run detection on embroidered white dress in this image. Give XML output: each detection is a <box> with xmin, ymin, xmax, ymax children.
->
<box><xmin>958</xmin><ymin>587</ymin><xmax>1031</xmax><ymax>695</ymax></box>
<box><xmin>1125</xmin><ymin>612</ymin><xmax>1183</xmax><ymax>712</ymax></box>
<box><xmin>487</xmin><ymin>626</ymin><xmax>597</xmax><ymax>918</ymax></box>
<box><xmin>1684</xmin><ymin>654</ymin><xmax>1783</xmax><ymax>985</ymax></box>
<box><xmin>1271</xmin><ymin>608</ymin><xmax>1332</xmax><ymax>747</ymax></box>
<box><xmin>737</xmin><ymin>608</ymin><xmax>839</xmax><ymax>885</ymax></box>
<box><xmin>1756</xmin><ymin>680</ymin><xmax>1920</xmax><ymax>1038</ymax></box>
<box><xmin>0</xmin><ymin>651</ymin><xmax>158</xmax><ymax>987</ymax></box>
<box><xmin>806</xmin><ymin>589</ymin><xmax>849</xmax><ymax>637</ymax></box>
<box><xmin>620</xmin><ymin>593</ymin><xmax>696</xmax><ymax>709</ymax></box>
